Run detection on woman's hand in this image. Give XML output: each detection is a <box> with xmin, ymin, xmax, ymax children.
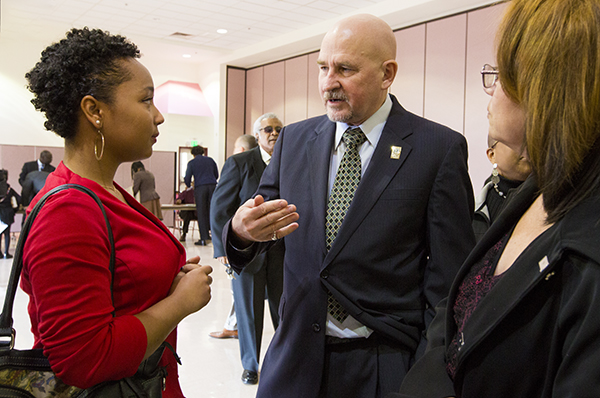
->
<box><xmin>169</xmin><ymin>256</ymin><xmax>213</xmax><ymax>315</ymax></box>
<box><xmin>136</xmin><ymin>256</ymin><xmax>212</xmax><ymax>359</ymax></box>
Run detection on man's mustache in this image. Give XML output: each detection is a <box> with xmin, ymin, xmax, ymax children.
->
<box><xmin>323</xmin><ymin>91</ymin><xmax>348</xmax><ymax>101</ymax></box>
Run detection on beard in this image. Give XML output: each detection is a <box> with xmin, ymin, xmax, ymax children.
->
<box><xmin>323</xmin><ymin>90</ymin><xmax>353</xmax><ymax>123</ymax></box>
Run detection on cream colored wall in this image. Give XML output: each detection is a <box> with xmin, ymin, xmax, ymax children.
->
<box><xmin>0</xmin><ymin>35</ymin><xmax>221</xmax><ymax>214</ymax></box>
<box><xmin>0</xmin><ymin>37</ymin><xmax>218</xmax><ymax>162</ymax></box>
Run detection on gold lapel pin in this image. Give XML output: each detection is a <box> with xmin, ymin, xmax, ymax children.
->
<box><xmin>390</xmin><ymin>146</ymin><xmax>402</xmax><ymax>159</ymax></box>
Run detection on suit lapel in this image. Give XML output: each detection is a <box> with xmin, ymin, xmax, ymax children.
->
<box><xmin>307</xmin><ymin>120</ymin><xmax>336</xmax><ymax>258</ymax></box>
<box><xmin>324</xmin><ymin>100</ymin><xmax>414</xmax><ymax>266</ymax></box>
<box><xmin>250</xmin><ymin>146</ymin><xmax>266</xmax><ymax>177</ymax></box>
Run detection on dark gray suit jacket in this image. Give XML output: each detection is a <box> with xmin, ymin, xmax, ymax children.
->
<box><xmin>212</xmin><ymin>146</ymin><xmax>283</xmax><ymax>273</ymax></box>
<box><xmin>19</xmin><ymin>161</ymin><xmax>55</xmax><ymax>187</ymax></box>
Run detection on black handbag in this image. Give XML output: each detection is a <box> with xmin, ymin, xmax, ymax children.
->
<box><xmin>0</xmin><ymin>184</ymin><xmax>172</xmax><ymax>397</ymax></box>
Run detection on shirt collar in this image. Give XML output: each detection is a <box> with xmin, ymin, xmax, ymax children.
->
<box><xmin>334</xmin><ymin>95</ymin><xmax>393</xmax><ymax>149</ymax></box>
<box><xmin>258</xmin><ymin>145</ymin><xmax>271</xmax><ymax>165</ymax></box>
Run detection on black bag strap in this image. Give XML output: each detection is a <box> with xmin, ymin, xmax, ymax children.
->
<box><xmin>0</xmin><ymin>184</ymin><xmax>114</xmax><ymax>349</ymax></box>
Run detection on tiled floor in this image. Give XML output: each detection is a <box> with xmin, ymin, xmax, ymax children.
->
<box><xmin>0</xmin><ymin>233</ymin><xmax>273</xmax><ymax>398</ymax></box>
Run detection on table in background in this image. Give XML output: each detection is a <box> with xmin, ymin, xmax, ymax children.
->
<box><xmin>161</xmin><ymin>204</ymin><xmax>196</xmax><ymax>235</ymax></box>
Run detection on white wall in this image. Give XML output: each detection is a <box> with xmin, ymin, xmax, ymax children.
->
<box><xmin>0</xmin><ymin>36</ymin><xmax>220</xmax><ymax>168</ymax></box>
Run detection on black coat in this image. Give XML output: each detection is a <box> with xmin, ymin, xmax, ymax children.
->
<box><xmin>19</xmin><ymin>160</ymin><xmax>55</xmax><ymax>187</ymax></box>
<box><xmin>0</xmin><ymin>186</ymin><xmax>21</xmax><ymax>225</ymax></box>
<box><xmin>399</xmin><ymin>176</ymin><xmax>600</xmax><ymax>398</ymax></box>
<box><xmin>211</xmin><ymin>146</ymin><xmax>267</xmax><ymax>262</ymax></box>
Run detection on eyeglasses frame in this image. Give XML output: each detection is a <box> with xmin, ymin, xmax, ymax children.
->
<box><xmin>481</xmin><ymin>64</ymin><xmax>499</xmax><ymax>90</ymax></box>
<box><xmin>259</xmin><ymin>126</ymin><xmax>282</xmax><ymax>134</ymax></box>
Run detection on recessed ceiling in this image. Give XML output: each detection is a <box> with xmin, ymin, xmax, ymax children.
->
<box><xmin>1</xmin><ymin>0</ymin><xmax>392</xmax><ymax>64</ymax></box>
<box><xmin>0</xmin><ymin>0</ymin><xmax>497</xmax><ymax>67</ymax></box>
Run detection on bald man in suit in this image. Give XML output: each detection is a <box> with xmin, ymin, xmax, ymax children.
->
<box><xmin>225</xmin><ymin>14</ymin><xmax>475</xmax><ymax>398</ymax></box>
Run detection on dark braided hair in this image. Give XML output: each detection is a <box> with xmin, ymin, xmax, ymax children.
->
<box><xmin>25</xmin><ymin>27</ymin><xmax>140</xmax><ymax>139</ymax></box>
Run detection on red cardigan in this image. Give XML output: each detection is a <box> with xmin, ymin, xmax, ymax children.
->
<box><xmin>21</xmin><ymin>162</ymin><xmax>185</xmax><ymax>397</ymax></box>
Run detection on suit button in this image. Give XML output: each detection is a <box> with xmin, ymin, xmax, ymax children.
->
<box><xmin>312</xmin><ymin>323</ymin><xmax>321</xmax><ymax>332</ymax></box>
<box><xmin>321</xmin><ymin>271</ymin><xmax>329</xmax><ymax>279</ymax></box>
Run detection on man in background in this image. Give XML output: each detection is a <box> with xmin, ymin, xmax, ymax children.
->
<box><xmin>207</xmin><ymin>134</ymin><xmax>258</xmax><ymax>339</ymax></box>
<box><xmin>19</xmin><ymin>150</ymin><xmax>55</xmax><ymax>187</ymax></box>
<box><xmin>211</xmin><ymin>115</ymin><xmax>285</xmax><ymax>385</ymax></box>
<box><xmin>184</xmin><ymin>146</ymin><xmax>218</xmax><ymax>246</ymax></box>
<box><xmin>21</xmin><ymin>170</ymin><xmax>50</xmax><ymax>207</ymax></box>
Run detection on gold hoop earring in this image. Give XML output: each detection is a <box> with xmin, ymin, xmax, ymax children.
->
<box><xmin>95</xmin><ymin>130</ymin><xmax>105</xmax><ymax>161</ymax></box>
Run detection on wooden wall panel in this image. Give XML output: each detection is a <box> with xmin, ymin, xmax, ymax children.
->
<box><xmin>263</xmin><ymin>62</ymin><xmax>285</xmax><ymax>121</ymax></box>
<box><xmin>307</xmin><ymin>52</ymin><xmax>323</xmax><ymax>119</ymax></box>
<box><xmin>245</xmin><ymin>67</ymin><xmax>263</xmax><ymax>135</ymax></box>
<box><xmin>424</xmin><ymin>14</ymin><xmax>467</xmax><ymax>133</ymax></box>
<box><xmin>284</xmin><ymin>56</ymin><xmax>308</xmax><ymax>125</ymax></box>
<box><xmin>391</xmin><ymin>24</ymin><xmax>426</xmax><ymax>116</ymax></box>
<box><xmin>464</xmin><ymin>3</ymin><xmax>509</xmax><ymax>189</ymax></box>
<box><xmin>226</xmin><ymin>68</ymin><xmax>247</xmax><ymax>158</ymax></box>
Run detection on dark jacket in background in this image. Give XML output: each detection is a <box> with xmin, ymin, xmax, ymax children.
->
<box><xmin>211</xmin><ymin>145</ymin><xmax>284</xmax><ymax>373</ymax></box>
<box><xmin>19</xmin><ymin>160</ymin><xmax>55</xmax><ymax>187</ymax></box>
<box><xmin>0</xmin><ymin>185</ymin><xmax>21</xmax><ymax>225</ymax></box>
<box><xmin>21</xmin><ymin>170</ymin><xmax>50</xmax><ymax>207</ymax></box>
<box><xmin>184</xmin><ymin>156</ymin><xmax>218</xmax><ymax>187</ymax></box>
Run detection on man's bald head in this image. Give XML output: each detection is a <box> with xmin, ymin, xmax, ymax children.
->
<box><xmin>318</xmin><ymin>14</ymin><xmax>398</xmax><ymax>126</ymax></box>
<box><xmin>325</xmin><ymin>14</ymin><xmax>396</xmax><ymax>63</ymax></box>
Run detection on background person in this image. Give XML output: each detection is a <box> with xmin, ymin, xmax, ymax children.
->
<box><xmin>0</xmin><ymin>169</ymin><xmax>21</xmax><ymax>259</ymax></box>
<box><xmin>398</xmin><ymin>0</ymin><xmax>600</xmax><ymax>396</ymax></box>
<box><xmin>184</xmin><ymin>145</ymin><xmax>218</xmax><ymax>246</ymax></box>
<box><xmin>132</xmin><ymin>161</ymin><xmax>162</xmax><ymax>220</ymax></box>
<box><xmin>20</xmin><ymin>170</ymin><xmax>50</xmax><ymax>207</ymax></box>
<box><xmin>225</xmin><ymin>14</ymin><xmax>475</xmax><ymax>397</ymax></box>
<box><xmin>472</xmin><ymin>134</ymin><xmax>531</xmax><ymax>241</ymax></box>
<box><xmin>210</xmin><ymin>114</ymin><xmax>285</xmax><ymax>385</ymax></box>
<box><xmin>23</xmin><ymin>27</ymin><xmax>213</xmax><ymax>396</ymax></box>
<box><xmin>233</xmin><ymin>134</ymin><xmax>258</xmax><ymax>154</ymax></box>
<box><xmin>207</xmin><ymin>135</ymin><xmax>258</xmax><ymax>339</ymax></box>
<box><xmin>175</xmin><ymin>185</ymin><xmax>196</xmax><ymax>242</ymax></box>
<box><xmin>18</xmin><ymin>150</ymin><xmax>55</xmax><ymax>187</ymax></box>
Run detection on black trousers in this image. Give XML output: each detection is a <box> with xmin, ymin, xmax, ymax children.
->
<box><xmin>319</xmin><ymin>333</ymin><xmax>412</xmax><ymax>398</ymax></box>
<box><xmin>179</xmin><ymin>210</ymin><xmax>195</xmax><ymax>234</ymax></box>
<box><xmin>194</xmin><ymin>184</ymin><xmax>215</xmax><ymax>241</ymax></box>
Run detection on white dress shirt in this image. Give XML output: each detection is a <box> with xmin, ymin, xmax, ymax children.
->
<box><xmin>259</xmin><ymin>146</ymin><xmax>271</xmax><ymax>165</ymax></box>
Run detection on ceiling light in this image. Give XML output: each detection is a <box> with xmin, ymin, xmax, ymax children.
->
<box><xmin>183</xmin><ymin>54</ymin><xmax>192</xmax><ymax>58</ymax></box>
<box><xmin>217</xmin><ymin>29</ymin><xmax>228</xmax><ymax>34</ymax></box>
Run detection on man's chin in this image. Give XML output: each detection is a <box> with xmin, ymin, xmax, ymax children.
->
<box><xmin>326</xmin><ymin>109</ymin><xmax>352</xmax><ymax>123</ymax></box>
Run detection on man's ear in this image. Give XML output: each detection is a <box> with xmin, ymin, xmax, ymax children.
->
<box><xmin>80</xmin><ymin>95</ymin><xmax>103</xmax><ymax>127</ymax></box>
<box><xmin>381</xmin><ymin>60</ymin><xmax>398</xmax><ymax>90</ymax></box>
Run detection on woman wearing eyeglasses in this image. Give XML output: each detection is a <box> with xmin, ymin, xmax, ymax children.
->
<box><xmin>397</xmin><ymin>0</ymin><xmax>600</xmax><ymax>397</ymax></box>
<box><xmin>472</xmin><ymin>133</ymin><xmax>531</xmax><ymax>241</ymax></box>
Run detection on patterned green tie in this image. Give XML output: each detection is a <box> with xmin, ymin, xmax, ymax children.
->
<box><xmin>325</xmin><ymin>127</ymin><xmax>367</xmax><ymax>322</ymax></box>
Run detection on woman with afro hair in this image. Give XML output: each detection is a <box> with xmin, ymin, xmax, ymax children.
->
<box><xmin>23</xmin><ymin>27</ymin><xmax>213</xmax><ymax>396</ymax></box>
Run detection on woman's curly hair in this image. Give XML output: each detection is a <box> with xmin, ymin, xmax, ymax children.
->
<box><xmin>25</xmin><ymin>27</ymin><xmax>140</xmax><ymax>139</ymax></box>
